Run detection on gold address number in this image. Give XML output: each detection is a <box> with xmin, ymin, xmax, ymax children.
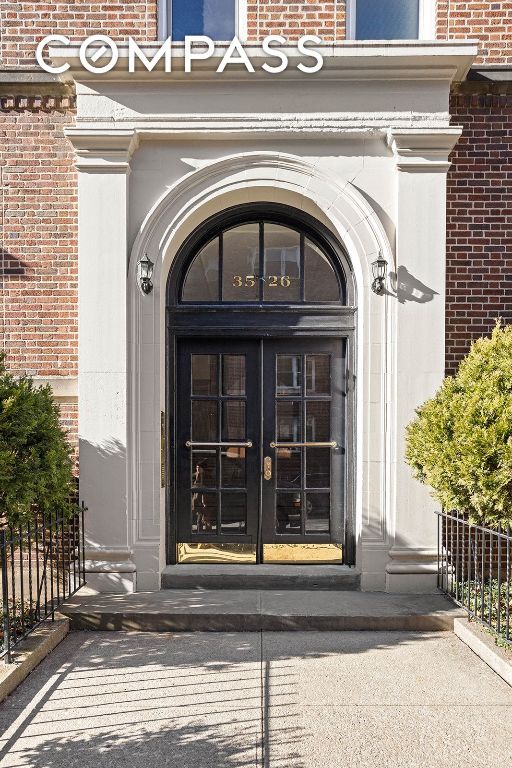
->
<box><xmin>232</xmin><ymin>275</ymin><xmax>291</xmax><ymax>288</ymax></box>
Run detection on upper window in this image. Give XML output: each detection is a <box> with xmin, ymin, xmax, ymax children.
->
<box><xmin>164</xmin><ymin>0</ymin><xmax>245</xmax><ymax>41</ymax></box>
<box><xmin>348</xmin><ymin>0</ymin><xmax>435</xmax><ymax>41</ymax></box>
<box><xmin>181</xmin><ymin>221</ymin><xmax>345</xmax><ymax>305</ymax></box>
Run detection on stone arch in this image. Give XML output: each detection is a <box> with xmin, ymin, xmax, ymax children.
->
<box><xmin>127</xmin><ymin>151</ymin><xmax>393</xmax><ymax>575</ymax></box>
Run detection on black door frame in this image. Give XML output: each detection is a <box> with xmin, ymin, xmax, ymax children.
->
<box><xmin>165</xmin><ymin>203</ymin><xmax>357</xmax><ymax>566</ymax></box>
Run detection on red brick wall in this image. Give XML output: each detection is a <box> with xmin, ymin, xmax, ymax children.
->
<box><xmin>246</xmin><ymin>1</ymin><xmax>345</xmax><ymax>41</ymax></box>
<box><xmin>0</xmin><ymin>95</ymin><xmax>78</xmax><ymax>443</ymax></box>
<box><xmin>0</xmin><ymin>96</ymin><xmax>77</xmax><ymax>378</ymax></box>
<box><xmin>2</xmin><ymin>1</ymin><xmax>512</xmax><ymax>434</ymax></box>
<box><xmin>437</xmin><ymin>0</ymin><xmax>512</xmax><ymax>65</ymax></box>
<box><xmin>445</xmin><ymin>89</ymin><xmax>512</xmax><ymax>375</ymax></box>
<box><xmin>0</xmin><ymin>2</ymin><xmax>158</xmax><ymax>67</ymax></box>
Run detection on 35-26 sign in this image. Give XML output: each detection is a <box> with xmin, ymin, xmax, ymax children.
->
<box><xmin>232</xmin><ymin>275</ymin><xmax>291</xmax><ymax>288</ymax></box>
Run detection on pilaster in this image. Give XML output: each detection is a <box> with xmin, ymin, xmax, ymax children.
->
<box><xmin>67</xmin><ymin>128</ymin><xmax>139</xmax><ymax>592</ymax></box>
<box><xmin>385</xmin><ymin>127</ymin><xmax>461</xmax><ymax>592</ymax></box>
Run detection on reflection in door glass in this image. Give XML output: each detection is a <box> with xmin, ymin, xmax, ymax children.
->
<box><xmin>276</xmin><ymin>447</ymin><xmax>301</xmax><ymax>488</ymax></box>
<box><xmin>223</xmin><ymin>355</ymin><xmax>246</xmax><ymax>395</ymax></box>
<box><xmin>276</xmin><ymin>355</ymin><xmax>302</xmax><ymax>396</ymax></box>
<box><xmin>221</xmin><ymin>448</ymin><xmax>246</xmax><ymax>487</ymax></box>
<box><xmin>222</xmin><ymin>224</ymin><xmax>260</xmax><ymax>302</ymax></box>
<box><xmin>191</xmin><ymin>491</ymin><xmax>217</xmax><ymax>533</ymax></box>
<box><xmin>304</xmin><ymin>239</ymin><xmax>340</xmax><ymax>302</ymax></box>
<box><xmin>192</xmin><ymin>401</ymin><xmax>218</xmax><ymax>442</ymax></box>
<box><xmin>276</xmin><ymin>492</ymin><xmax>301</xmax><ymax>534</ymax></box>
<box><xmin>277</xmin><ymin>401</ymin><xmax>301</xmax><ymax>442</ymax></box>
<box><xmin>263</xmin><ymin>224</ymin><xmax>301</xmax><ymax>301</ymax></box>
<box><xmin>222</xmin><ymin>401</ymin><xmax>246</xmax><ymax>441</ymax></box>
<box><xmin>306</xmin><ymin>355</ymin><xmax>331</xmax><ymax>395</ymax></box>
<box><xmin>221</xmin><ymin>492</ymin><xmax>247</xmax><ymax>534</ymax></box>
<box><xmin>306</xmin><ymin>401</ymin><xmax>330</xmax><ymax>442</ymax></box>
<box><xmin>305</xmin><ymin>447</ymin><xmax>330</xmax><ymax>489</ymax></box>
<box><xmin>305</xmin><ymin>493</ymin><xmax>330</xmax><ymax>533</ymax></box>
<box><xmin>191</xmin><ymin>355</ymin><xmax>218</xmax><ymax>395</ymax></box>
<box><xmin>191</xmin><ymin>451</ymin><xmax>217</xmax><ymax>488</ymax></box>
<box><xmin>182</xmin><ymin>238</ymin><xmax>219</xmax><ymax>302</ymax></box>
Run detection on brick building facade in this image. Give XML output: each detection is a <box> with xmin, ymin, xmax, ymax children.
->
<box><xmin>1</xmin><ymin>3</ymin><xmax>511</xmax><ymax>432</ymax></box>
<box><xmin>0</xmin><ymin>2</ymin><xmax>510</xmax><ymax>590</ymax></box>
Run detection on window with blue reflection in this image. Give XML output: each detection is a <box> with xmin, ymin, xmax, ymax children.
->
<box><xmin>171</xmin><ymin>0</ymin><xmax>237</xmax><ymax>41</ymax></box>
<box><xmin>355</xmin><ymin>0</ymin><xmax>419</xmax><ymax>40</ymax></box>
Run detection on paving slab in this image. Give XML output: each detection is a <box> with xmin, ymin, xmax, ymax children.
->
<box><xmin>60</xmin><ymin>589</ymin><xmax>464</xmax><ymax>632</ymax></box>
<box><xmin>262</xmin><ymin>631</ymin><xmax>512</xmax><ymax>705</ymax></box>
<box><xmin>0</xmin><ymin>632</ymin><xmax>263</xmax><ymax>768</ymax></box>
<box><xmin>0</xmin><ymin>630</ymin><xmax>510</xmax><ymax>768</ymax></box>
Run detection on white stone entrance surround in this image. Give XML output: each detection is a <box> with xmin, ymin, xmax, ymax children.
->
<box><xmin>56</xmin><ymin>41</ymin><xmax>477</xmax><ymax>592</ymax></box>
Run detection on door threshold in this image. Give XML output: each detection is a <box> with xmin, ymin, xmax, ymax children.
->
<box><xmin>161</xmin><ymin>563</ymin><xmax>360</xmax><ymax>591</ymax></box>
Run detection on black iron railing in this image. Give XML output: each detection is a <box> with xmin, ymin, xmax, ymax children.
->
<box><xmin>436</xmin><ymin>509</ymin><xmax>511</xmax><ymax>646</ymax></box>
<box><xmin>0</xmin><ymin>503</ymin><xmax>86</xmax><ymax>662</ymax></box>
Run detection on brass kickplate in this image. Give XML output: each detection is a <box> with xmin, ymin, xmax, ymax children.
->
<box><xmin>177</xmin><ymin>543</ymin><xmax>257</xmax><ymax>564</ymax></box>
<box><xmin>263</xmin><ymin>544</ymin><xmax>343</xmax><ymax>564</ymax></box>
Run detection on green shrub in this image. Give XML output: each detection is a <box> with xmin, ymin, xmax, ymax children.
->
<box><xmin>406</xmin><ymin>322</ymin><xmax>512</xmax><ymax>527</ymax></box>
<box><xmin>0</xmin><ymin>353</ymin><xmax>75</xmax><ymax>526</ymax></box>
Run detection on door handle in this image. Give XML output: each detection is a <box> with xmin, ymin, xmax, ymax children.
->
<box><xmin>263</xmin><ymin>456</ymin><xmax>272</xmax><ymax>481</ymax></box>
<box><xmin>270</xmin><ymin>441</ymin><xmax>337</xmax><ymax>449</ymax></box>
<box><xmin>186</xmin><ymin>441</ymin><xmax>253</xmax><ymax>448</ymax></box>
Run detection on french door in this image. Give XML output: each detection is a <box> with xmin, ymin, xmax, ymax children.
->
<box><xmin>175</xmin><ymin>337</ymin><xmax>348</xmax><ymax>564</ymax></box>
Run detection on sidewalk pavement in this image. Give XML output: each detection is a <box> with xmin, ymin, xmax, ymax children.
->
<box><xmin>0</xmin><ymin>630</ymin><xmax>511</xmax><ymax>767</ymax></box>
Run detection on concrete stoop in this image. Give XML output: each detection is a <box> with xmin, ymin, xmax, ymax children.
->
<box><xmin>161</xmin><ymin>564</ymin><xmax>361</xmax><ymax>591</ymax></box>
<box><xmin>60</xmin><ymin>589</ymin><xmax>464</xmax><ymax>632</ymax></box>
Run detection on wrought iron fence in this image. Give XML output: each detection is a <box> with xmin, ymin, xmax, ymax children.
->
<box><xmin>436</xmin><ymin>509</ymin><xmax>511</xmax><ymax>646</ymax></box>
<box><xmin>0</xmin><ymin>503</ymin><xmax>86</xmax><ymax>662</ymax></box>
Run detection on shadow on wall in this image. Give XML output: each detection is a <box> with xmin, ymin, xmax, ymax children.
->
<box><xmin>389</xmin><ymin>266</ymin><xmax>438</xmax><ymax>304</ymax></box>
<box><xmin>78</xmin><ymin>438</ymin><xmax>127</xmax><ymax>544</ymax></box>
<box><xmin>0</xmin><ymin>247</ymin><xmax>28</xmax><ymax>278</ymax></box>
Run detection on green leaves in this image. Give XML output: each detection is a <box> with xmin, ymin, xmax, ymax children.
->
<box><xmin>0</xmin><ymin>353</ymin><xmax>75</xmax><ymax>526</ymax></box>
<box><xmin>406</xmin><ymin>322</ymin><xmax>512</xmax><ymax>527</ymax></box>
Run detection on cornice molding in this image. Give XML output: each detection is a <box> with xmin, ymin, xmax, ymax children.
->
<box><xmin>387</xmin><ymin>127</ymin><xmax>463</xmax><ymax>172</ymax></box>
<box><xmin>65</xmin><ymin>128</ymin><xmax>139</xmax><ymax>172</ymax></box>
<box><xmin>49</xmin><ymin>41</ymin><xmax>478</xmax><ymax>85</ymax></box>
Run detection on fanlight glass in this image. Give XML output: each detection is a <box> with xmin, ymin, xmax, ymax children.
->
<box><xmin>181</xmin><ymin>222</ymin><xmax>343</xmax><ymax>304</ymax></box>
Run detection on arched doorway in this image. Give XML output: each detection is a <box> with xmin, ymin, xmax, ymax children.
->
<box><xmin>166</xmin><ymin>203</ymin><xmax>356</xmax><ymax>565</ymax></box>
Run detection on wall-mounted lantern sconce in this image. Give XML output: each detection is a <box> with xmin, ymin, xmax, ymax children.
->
<box><xmin>371</xmin><ymin>256</ymin><xmax>387</xmax><ymax>295</ymax></box>
<box><xmin>137</xmin><ymin>253</ymin><xmax>154</xmax><ymax>295</ymax></box>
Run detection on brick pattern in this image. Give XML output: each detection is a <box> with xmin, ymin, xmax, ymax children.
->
<box><xmin>0</xmin><ymin>99</ymin><xmax>78</xmax><ymax>441</ymax></box>
<box><xmin>437</xmin><ymin>0</ymin><xmax>512</xmax><ymax>65</ymax></box>
<box><xmin>246</xmin><ymin>1</ymin><xmax>345</xmax><ymax>42</ymax></box>
<box><xmin>1</xmin><ymin>1</ymin><xmax>512</xmax><ymax>444</ymax></box>
<box><xmin>0</xmin><ymin>2</ymin><xmax>158</xmax><ymax>67</ymax></box>
<box><xmin>446</xmin><ymin>89</ymin><xmax>512</xmax><ymax>375</ymax></box>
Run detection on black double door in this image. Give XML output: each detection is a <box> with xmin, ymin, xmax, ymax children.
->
<box><xmin>175</xmin><ymin>337</ymin><xmax>347</xmax><ymax>563</ymax></box>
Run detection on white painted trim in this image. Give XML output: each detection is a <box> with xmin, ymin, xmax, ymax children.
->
<box><xmin>419</xmin><ymin>0</ymin><xmax>437</xmax><ymax>40</ymax></box>
<box><xmin>346</xmin><ymin>0</ymin><xmax>356</xmax><ymax>40</ymax></box>
<box><xmin>346</xmin><ymin>0</ymin><xmax>436</xmax><ymax>41</ymax></box>
<box><xmin>237</xmin><ymin>0</ymin><xmax>248</xmax><ymax>42</ymax></box>
<box><xmin>158</xmin><ymin>0</ymin><xmax>246</xmax><ymax>41</ymax></box>
<box><xmin>157</xmin><ymin>0</ymin><xmax>168</xmax><ymax>41</ymax></box>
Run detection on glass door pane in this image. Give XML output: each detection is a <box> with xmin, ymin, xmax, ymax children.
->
<box><xmin>176</xmin><ymin>340</ymin><xmax>260</xmax><ymax>562</ymax></box>
<box><xmin>262</xmin><ymin>339</ymin><xmax>346</xmax><ymax>563</ymax></box>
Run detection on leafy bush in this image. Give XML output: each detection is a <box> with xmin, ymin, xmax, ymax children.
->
<box><xmin>0</xmin><ymin>353</ymin><xmax>75</xmax><ymax>526</ymax></box>
<box><xmin>406</xmin><ymin>322</ymin><xmax>512</xmax><ymax>527</ymax></box>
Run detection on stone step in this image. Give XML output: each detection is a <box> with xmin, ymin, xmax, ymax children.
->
<box><xmin>60</xmin><ymin>589</ymin><xmax>464</xmax><ymax>633</ymax></box>
<box><xmin>161</xmin><ymin>564</ymin><xmax>361</xmax><ymax>591</ymax></box>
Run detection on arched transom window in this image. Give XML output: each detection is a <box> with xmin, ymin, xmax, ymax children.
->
<box><xmin>181</xmin><ymin>220</ymin><xmax>346</xmax><ymax>304</ymax></box>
